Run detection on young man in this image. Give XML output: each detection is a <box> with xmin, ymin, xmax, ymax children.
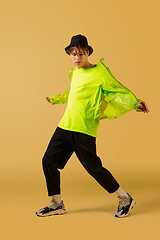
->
<box><xmin>36</xmin><ymin>34</ymin><xmax>149</xmax><ymax>218</ymax></box>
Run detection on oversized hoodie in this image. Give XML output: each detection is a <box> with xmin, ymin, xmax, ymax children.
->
<box><xmin>49</xmin><ymin>59</ymin><xmax>143</xmax><ymax>137</ymax></box>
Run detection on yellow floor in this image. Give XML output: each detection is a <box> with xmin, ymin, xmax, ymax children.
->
<box><xmin>1</xmin><ymin>170</ymin><xmax>159</xmax><ymax>240</ymax></box>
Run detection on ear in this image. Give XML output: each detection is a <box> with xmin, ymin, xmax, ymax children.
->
<box><xmin>86</xmin><ymin>50</ymin><xmax>89</xmax><ymax>56</ymax></box>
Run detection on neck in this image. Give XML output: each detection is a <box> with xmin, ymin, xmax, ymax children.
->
<box><xmin>77</xmin><ymin>62</ymin><xmax>93</xmax><ymax>69</ymax></box>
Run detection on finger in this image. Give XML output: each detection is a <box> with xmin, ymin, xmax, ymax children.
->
<box><xmin>140</xmin><ymin>102</ymin><xmax>145</xmax><ymax>112</ymax></box>
<box><xmin>146</xmin><ymin>106</ymin><xmax>150</xmax><ymax>113</ymax></box>
<box><xmin>142</xmin><ymin>103</ymin><xmax>149</xmax><ymax>113</ymax></box>
<box><xmin>143</xmin><ymin>103</ymin><xmax>149</xmax><ymax>113</ymax></box>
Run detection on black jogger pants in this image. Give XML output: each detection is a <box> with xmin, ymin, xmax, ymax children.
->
<box><xmin>42</xmin><ymin>127</ymin><xmax>119</xmax><ymax>196</ymax></box>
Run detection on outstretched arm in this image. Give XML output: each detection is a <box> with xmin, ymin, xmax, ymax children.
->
<box><xmin>46</xmin><ymin>89</ymin><xmax>70</xmax><ymax>105</ymax></box>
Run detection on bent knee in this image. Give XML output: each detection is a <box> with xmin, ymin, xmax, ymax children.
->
<box><xmin>42</xmin><ymin>154</ymin><xmax>65</xmax><ymax>170</ymax></box>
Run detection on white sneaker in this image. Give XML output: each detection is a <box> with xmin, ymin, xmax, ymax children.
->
<box><xmin>115</xmin><ymin>193</ymin><xmax>136</xmax><ymax>218</ymax></box>
<box><xmin>36</xmin><ymin>200</ymin><xmax>66</xmax><ymax>217</ymax></box>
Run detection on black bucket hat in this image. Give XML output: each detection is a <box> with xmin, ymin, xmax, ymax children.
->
<box><xmin>65</xmin><ymin>34</ymin><xmax>93</xmax><ymax>56</ymax></box>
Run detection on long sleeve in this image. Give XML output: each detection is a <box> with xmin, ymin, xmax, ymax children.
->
<box><xmin>49</xmin><ymin>88</ymin><xmax>70</xmax><ymax>105</ymax></box>
<box><xmin>97</xmin><ymin>59</ymin><xmax>140</xmax><ymax>120</ymax></box>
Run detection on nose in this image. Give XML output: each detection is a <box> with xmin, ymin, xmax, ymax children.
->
<box><xmin>75</xmin><ymin>55</ymin><xmax>79</xmax><ymax>60</ymax></box>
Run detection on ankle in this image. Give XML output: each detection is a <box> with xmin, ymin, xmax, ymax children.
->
<box><xmin>115</xmin><ymin>187</ymin><xmax>128</xmax><ymax>198</ymax></box>
<box><xmin>51</xmin><ymin>194</ymin><xmax>61</xmax><ymax>205</ymax></box>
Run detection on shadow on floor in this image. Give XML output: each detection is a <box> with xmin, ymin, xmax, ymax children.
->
<box><xmin>67</xmin><ymin>192</ymin><xmax>160</xmax><ymax>217</ymax></box>
<box><xmin>67</xmin><ymin>205</ymin><xmax>114</xmax><ymax>215</ymax></box>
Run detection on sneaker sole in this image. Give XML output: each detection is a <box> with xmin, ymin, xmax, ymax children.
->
<box><xmin>115</xmin><ymin>199</ymin><xmax>136</xmax><ymax>218</ymax></box>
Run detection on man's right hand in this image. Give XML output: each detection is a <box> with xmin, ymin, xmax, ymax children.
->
<box><xmin>137</xmin><ymin>102</ymin><xmax>149</xmax><ymax>113</ymax></box>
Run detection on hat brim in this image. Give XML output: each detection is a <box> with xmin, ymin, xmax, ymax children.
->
<box><xmin>65</xmin><ymin>44</ymin><xmax>93</xmax><ymax>56</ymax></box>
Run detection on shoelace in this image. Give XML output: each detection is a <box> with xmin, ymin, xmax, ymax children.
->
<box><xmin>46</xmin><ymin>202</ymin><xmax>57</xmax><ymax>208</ymax></box>
<box><xmin>118</xmin><ymin>197</ymin><xmax>130</xmax><ymax>209</ymax></box>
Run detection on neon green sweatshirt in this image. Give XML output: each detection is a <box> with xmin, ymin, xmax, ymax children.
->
<box><xmin>50</xmin><ymin>59</ymin><xmax>142</xmax><ymax>137</ymax></box>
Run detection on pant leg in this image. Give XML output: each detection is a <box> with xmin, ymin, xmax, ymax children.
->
<box><xmin>70</xmin><ymin>131</ymin><xmax>119</xmax><ymax>193</ymax></box>
<box><xmin>42</xmin><ymin>127</ymin><xmax>74</xmax><ymax>196</ymax></box>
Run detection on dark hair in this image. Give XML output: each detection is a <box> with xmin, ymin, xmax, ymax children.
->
<box><xmin>67</xmin><ymin>46</ymin><xmax>89</xmax><ymax>55</ymax></box>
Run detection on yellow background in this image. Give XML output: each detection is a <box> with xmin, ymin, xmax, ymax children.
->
<box><xmin>0</xmin><ymin>0</ymin><xmax>159</xmax><ymax>239</ymax></box>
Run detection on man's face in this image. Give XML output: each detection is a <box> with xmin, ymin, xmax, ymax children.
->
<box><xmin>70</xmin><ymin>48</ymin><xmax>89</xmax><ymax>69</ymax></box>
